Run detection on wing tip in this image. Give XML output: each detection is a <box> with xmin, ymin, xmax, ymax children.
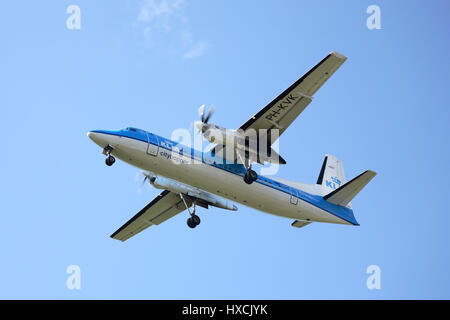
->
<box><xmin>330</xmin><ymin>51</ymin><xmax>347</xmax><ymax>61</ymax></box>
<box><xmin>364</xmin><ymin>169</ymin><xmax>377</xmax><ymax>178</ymax></box>
<box><xmin>110</xmin><ymin>234</ymin><xmax>124</xmax><ymax>241</ymax></box>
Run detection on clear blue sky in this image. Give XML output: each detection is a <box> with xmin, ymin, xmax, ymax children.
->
<box><xmin>0</xmin><ymin>0</ymin><xmax>449</xmax><ymax>299</ymax></box>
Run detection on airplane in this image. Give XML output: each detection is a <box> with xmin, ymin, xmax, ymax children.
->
<box><xmin>87</xmin><ymin>51</ymin><xmax>376</xmax><ymax>242</ymax></box>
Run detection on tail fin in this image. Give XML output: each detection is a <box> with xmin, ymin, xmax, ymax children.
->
<box><xmin>323</xmin><ymin>170</ymin><xmax>377</xmax><ymax>207</ymax></box>
<box><xmin>316</xmin><ymin>154</ymin><xmax>347</xmax><ymax>192</ymax></box>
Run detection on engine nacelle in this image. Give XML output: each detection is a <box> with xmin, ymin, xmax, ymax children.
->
<box><xmin>148</xmin><ymin>174</ymin><xmax>237</xmax><ymax>211</ymax></box>
<box><xmin>152</xmin><ymin>176</ymin><xmax>195</xmax><ymax>195</ymax></box>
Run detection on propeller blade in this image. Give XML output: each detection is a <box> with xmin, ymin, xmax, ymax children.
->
<box><xmin>141</xmin><ymin>171</ymin><xmax>156</xmax><ymax>184</ymax></box>
<box><xmin>203</xmin><ymin>104</ymin><xmax>215</xmax><ymax>124</ymax></box>
<box><xmin>198</xmin><ymin>104</ymin><xmax>206</xmax><ymax>122</ymax></box>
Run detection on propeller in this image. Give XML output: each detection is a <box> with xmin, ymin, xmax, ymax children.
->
<box><xmin>142</xmin><ymin>171</ymin><xmax>156</xmax><ymax>185</ymax></box>
<box><xmin>135</xmin><ymin>171</ymin><xmax>157</xmax><ymax>195</ymax></box>
<box><xmin>196</xmin><ymin>104</ymin><xmax>215</xmax><ymax>133</ymax></box>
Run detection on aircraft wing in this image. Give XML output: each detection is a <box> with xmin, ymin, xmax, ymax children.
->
<box><xmin>110</xmin><ymin>190</ymin><xmax>191</xmax><ymax>242</ymax></box>
<box><xmin>239</xmin><ymin>51</ymin><xmax>347</xmax><ymax>145</ymax></box>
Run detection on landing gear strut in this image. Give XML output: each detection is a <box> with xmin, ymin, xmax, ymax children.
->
<box><xmin>103</xmin><ymin>145</ymin><xmax>115</xmax><ymax>166</ymax></box>
<box><xmin>180</xmin><ymin>194</ymin><xmax>200</xmax><ymax>229</ymax></box>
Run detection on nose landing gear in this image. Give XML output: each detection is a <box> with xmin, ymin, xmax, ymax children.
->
<box><xmin>103</xmin><ymin>145</ymin><xmax>115</xmax><ymax>166</ymax></box>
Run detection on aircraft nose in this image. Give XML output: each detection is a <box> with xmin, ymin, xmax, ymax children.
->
<box><xmin>87</xmin><ymin>130</ymin><xmax>104</xmax><ymax>146</ymax></box>
<box><xmin>87</xmin><ymin>130</ymin><xmax>120</xmax><ymax>148</ymax></box>
<box><xmin>87</xmin><ymin>131</ymin><xmax>97</xmax><ymax>141</ymax></box>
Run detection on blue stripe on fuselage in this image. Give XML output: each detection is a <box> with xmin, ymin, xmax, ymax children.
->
<box><xmin>90</xmin><ymin>129</ymin><xmax>359</xmax><ymax>225</ymax></box>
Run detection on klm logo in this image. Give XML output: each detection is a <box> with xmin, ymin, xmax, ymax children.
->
<box><xmin>326</xmin><ymin>176</ymin><xmax>342</xmax><ymax>190</ymax></box>
<box><xmin>160</xmin><ymin>141</ymin><xmax>172</xmax><ymax>149</ymax></box>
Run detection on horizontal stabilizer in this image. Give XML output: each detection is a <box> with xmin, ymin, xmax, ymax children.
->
<box><xmin>323</xmin><ymin>170</ymin><xmax>376</xmax><ymax>207</ymax></box>
<box><xmin>291</xmin><ymin>220</ymin><xmax>311</xmax><ymax>228</ymax></box>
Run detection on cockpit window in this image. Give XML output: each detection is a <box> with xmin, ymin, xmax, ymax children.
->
<box><xmin>122</xmin><ymin>127</ymin><xmax>137</xmax><ymax>132</ymax></box>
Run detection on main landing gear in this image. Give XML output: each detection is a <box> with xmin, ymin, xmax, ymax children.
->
<box><xmin>103</xmin><ymin>145</ymin><xmax>115</xmax><ymax>166</ymax></box>
<box><xmin>237</xmin><ymin>151</ymin><xmax>258</xmax><ymax>184</ymax></box>
<box><xmin>180</xmin><ymin>194</ymin><xmax>201</xmax><ymax>229</ymax></box>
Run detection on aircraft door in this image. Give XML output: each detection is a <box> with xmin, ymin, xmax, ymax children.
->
<box><xmin>146</xmin><ymin>133</ymin><xmax>159</xmax><ymax>156</ymax></box>
<box><xmin>290</xmin><ymin>189</ymin><xmax>298</xmax><ymax>205</ymax></box>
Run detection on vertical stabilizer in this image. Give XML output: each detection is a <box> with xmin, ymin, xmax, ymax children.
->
<box><xmin>316</xmin><ymin>154</ymin><xmax>348</xmax><ymax>201</ymax></box>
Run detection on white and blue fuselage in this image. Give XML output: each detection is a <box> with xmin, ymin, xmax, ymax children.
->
<box><xmin>87</xmin><ymin>127</ymin><xmax>358</xmax><ymax>226</ymax></box>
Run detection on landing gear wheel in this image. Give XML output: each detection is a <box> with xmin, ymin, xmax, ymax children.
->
<box><xmin>248</xmin><ymin>169</ymin><xmax>258</xmax><ymax>182</ymax></box>
<box><xmin>187</xmin><ymin>217</ymin><xmax>196</xmax><ymax>228</ymax></box>
<box><xmin>243</xmin><ymin>169</ymin><xmax>257</xmax><ymax>184</ymax></box>
<box><xmin>191</xmin><ymin>214</ymin><xmax>201</xmax><ymax>226</ymax></box>
<box><xmin>243</xmin><ymin>173</ymin><xmax>253</xmax><ymax>184</ymax></box>
<box><xmin>105</xmin><ymin>155</ymin><xmax>115</xmax><ymax>166</ymax></box>
<box><xmin>187</xmin><ymin>215</ymin><xmax>200</xmax><ymax>229</ymax></box>
<box><xmin>187</xmin><ymin>215</ymin><xmax>200</xmax><ymax>228</ymax></box>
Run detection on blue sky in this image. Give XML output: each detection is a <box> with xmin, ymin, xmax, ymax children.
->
<box><xmin>0</xmin><ymin>0</ymin><xmax>449</xmax><ymax>299</ymax></box>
